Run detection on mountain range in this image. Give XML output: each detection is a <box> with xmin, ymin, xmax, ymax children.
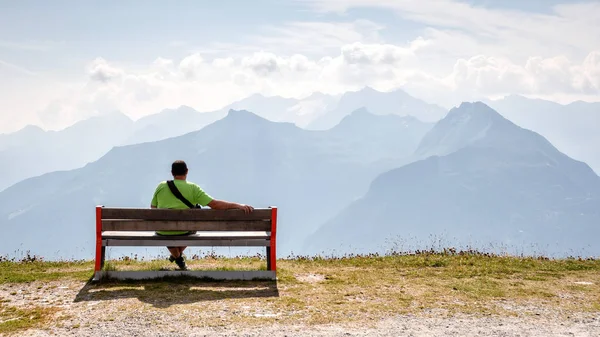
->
<box><xmin>486</xmin><ymin>95</ymin><xmax>600</xmax><ymax>174</ymax></box>
<box><xmin>2</xmin><ymin>86</ymin><xmax>599</xmax><ymax>260</ymax></box>
<box><xmin>0</xmin><ymin>87</ymin><xmax>440</xmax><ymax>192</ymax></box>
<box><xmin>0</xmin><ymin>109</ymin><xmax>432</xmax><ymax>258</ymax></box>
<box><xmin>305</xmin><ymin>102</ymin><xmax>600</xmax><ymax>257</ymax></box>
<box><xmin>306</xmin><ymin>86</ymin><xmax>447</xmax><ymax>130</ymax></box>
<box><xmin>0</xmin><ymin>112</ymin><xmax>134</xmax><ymax>192</ymax></box>
<box><xmin>6</xmin><ymin>87</ymin><xmax>597</xmax><ymax>196</ymax></box>
<box><xmin>123</xmin><ymin>105</ymin><xmax>226</xmax><ymax>145</ymax></box>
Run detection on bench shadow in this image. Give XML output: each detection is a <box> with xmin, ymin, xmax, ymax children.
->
<box><xmin>74</xmin><ymin>276</ymin><xmax>279</xmax><ymax>308</ymax></box>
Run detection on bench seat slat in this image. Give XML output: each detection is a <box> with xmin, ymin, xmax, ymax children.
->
<box><xmin>101</xmin><ymin>208</ymin><xmax>272</xmax><ymax>221</ymax></box>
<box><xmin>103</xmin><ymin>238</ymin><xmax>270</xmax><ymax>247</ymax></box>
<box><xmin>102</xmin><ymin>220</ymin><xmax>270</xmax><ymax>231</ymax></box>
<box><xmin>102</xmin><ymin>231</ymin><xmax>271</xmax><ymax>247</ymax></box>
<box><xmin>102</xmin><ymin>230</ymin><xmax>270</xmax><ymax>240</ymax></box>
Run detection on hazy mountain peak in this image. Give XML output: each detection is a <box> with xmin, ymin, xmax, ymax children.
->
<box><xmin>175</xmin><ymin>104</ymin><xmax>197</xmax><ymax>112</ymax></box>
<box><xmin>305</xmin><ymin>100</ymin><xmax>600</xmax><ymax>257</ymax></box>
<box><xmin>449</xmin><ymin>101</ymin><xmax>505</xmax><ymax>119</ymax></box>
<box><xmin>499</xmin><ymin>94</ymin><xmax>528</xmax><ymax>102</ymax></box>
<box><xmin>229</xmin><ymin>93</ymin><xmax>297</xmax><ymax>107</ymax></box>
<box><xmin>415</xmin><ymin>101</ymin><xmax>516</xmax><ymax>157</ymax></box>
<box><xmin>14</xmin><ymin>125</ymin><xmax>45</xmax><ymax>135</ymax></box>
<box><xmin>348</xmin><ymin>107</ymin><xmax>371</xmax><ymax>116</ymax></box>
<box><xmin>66</xmin><ymin>111</ymin><xmax>133</xmax><ymax>131</ymax></box>
<box><xmin>342</xmin><ymin>86</ymin><xmax>397</xmax><ymax>100</ymax></box>
<box><xmin>156</xmin><ymin>105</ymin><xmax>199</xmax><ymax>117</ymax></box>
<box><xmin>338</xmin><ymin>107</ymin><xmax>420</xmax><ymax>126</ymax></box>
<box><xmin>214</xmin><ymin>109</ymin><xmax>285</xmax><ymax>130</ymax></box>
<box><xmin>357</xmin><ymin>85</ymin><xmax>379</xmax><ymax>94</ymax></box>
<box><xmin>225</xmin><ymin>108</ymin><xmax>266</xmax><ymax>120</ymax></box>
<box><xmin>329</xmin><ymin>109</ymin><xmax>432</xmax><ymax>154</ymax></box>
<box><xmin>0</xmin><ymin>125</ymin><xmax>46</xmax><ymax>147</ymax></box>
<box><xmin>414</xmin><ymin>101</ymin><xmax>598</xmax><ymax>188</ymax></box>
<box><xmin>333</xmin><ymin>107</ymin><xmax>376</xmax><ymax>128</ymax></box>
<box><xmin>308</xmin><ymin>87</ymin><xmax>446</xmax><ymax>130</ymax></box>
<box><xmin>102</xmin><ymin>110</ymin><xmax>133</xmax><ymax>121</ymax></box>
<box><xmin>357</xmin><ymin>86</ymin><xmax>414</xmax><ymax>98</ymax></box>
<box><xmin>303</xmin><ymin>91</ymin><xmax>333</xmax><ymax>100</ymax></box>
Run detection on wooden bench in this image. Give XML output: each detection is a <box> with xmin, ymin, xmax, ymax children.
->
<box><xmin>93</xmin><ymin>205</ymin><xmax>277</xmax><ymax>281</ymax></box>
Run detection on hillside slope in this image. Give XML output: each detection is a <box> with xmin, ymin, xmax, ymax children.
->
<box><xmin>0</xmin><ymin>109</ymin><xmax>432</xmax><ymax>258</ymax></box>
<box><xmin>306</xmin><ymin>102</ymin><xmax>600</xmax><ymax>256</ymax></box>
<box><xmin>485</xmin><ymin>95</ymin><xmax>600</xmax><ymax>174</ymax></box>
<box><xmin>307</xmin><ymin>87</ymin><xmax>447</xmax><ymax>130</ymax></box>
<box><xmin>0</xmin><ymin>112</ymin><xmax>133</xmax><ymax>191</ymax></box>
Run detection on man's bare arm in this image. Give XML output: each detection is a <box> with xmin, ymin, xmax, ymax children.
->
<box><xmin>207</xmin><ymin>199</ymin><xmax>254</xmax><ymax>213</ymax></box>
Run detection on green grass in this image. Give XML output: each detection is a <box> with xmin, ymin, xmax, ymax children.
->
<box><xmin>0</xmin><ymin>260</ymin><xmax>94</xmax><ymax>284</ymax></box>
<box><xmin>83</xmin><ymin>251</ymin><xmax>600</xmax><ymax>323</ymax></box>
<box><xmin>1</xmin><ymin>250</ymin><xmax>599</xmax><ymax>328</ymax></box>
<box><xmin>0</xmin><ymin>303</ymin><xmax>59</xmax><ymax>335</ymax></box>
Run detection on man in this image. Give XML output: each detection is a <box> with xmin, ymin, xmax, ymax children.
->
<box><xmin>151</xmin><ymin>160</ymin><xmax>254</xmax><ymax>270</ymax></box>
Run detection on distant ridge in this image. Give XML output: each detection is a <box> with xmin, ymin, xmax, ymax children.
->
<box><xmin>305</xmin><ymin>101</ymin><xmax>600</xmax><ymax>256</ymax></box>
<box><xmin>0</xmin><ymin>112</ymin><xmax>134</xmax><ymax>191</ymax></box>
<box><xmin>0</xmin><ymin>108</ymin><xmax>430</xmax><ymax>258</ymax></box>
<box><xmin>485</xmin><ymin>95</ymin><xmax>600</xmax><ymax>174</ymax></box>
<box><xmin>307</xmin><ymin>86</ymin><xmax>447</xmax><ymax>130</ymax></box>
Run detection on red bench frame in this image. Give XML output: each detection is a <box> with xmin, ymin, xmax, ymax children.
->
<box><xmin>94</xmin><ymin>206</ymin><xmax>277</xmax><ymax>280</ymax></box>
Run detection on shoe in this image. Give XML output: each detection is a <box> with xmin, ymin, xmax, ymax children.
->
<box><xmin>174</xmin><ymin>256</ymin><xmax>188</xmax><ymax>270</ymax></box>
<box><xmin>168</xmin><ymin>255</ymin><xmax>176</xmax><ymax>263</ymax></box>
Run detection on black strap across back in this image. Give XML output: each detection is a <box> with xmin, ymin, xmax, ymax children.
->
<box><xmin>166</xmin><ymin>180</ymin><xmax>199</xmax><ymax>209</ymax></box>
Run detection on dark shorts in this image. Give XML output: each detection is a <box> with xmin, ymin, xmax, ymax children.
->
<box><xmin>156</xmin><ymin>231</ymin><xmax>196</xmax><ymax>249</ymax></box>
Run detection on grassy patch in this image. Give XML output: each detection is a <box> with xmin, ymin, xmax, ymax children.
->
<box><xmin>451</xmin><ymin>277</ymin><xmax>506</xmax><ymax>299</ymax></box>
<box><xmin>1</xmin><ymin>251</ymin><xmax>600</xmax><ymax>327</ymax></box>
<box><xmin>115</xmin><ymin>255</ymin><xmax>268</xmax><ymax>272</ymax></box>
<box><xmin>0</xmin><ymin>261</ymin><xmax>93</xmax><ymax>284</ymax></box>
<box><xmin>0</xmin><ymin>303</ymin><xmax>58</xmax><ymax>335</ymax></box>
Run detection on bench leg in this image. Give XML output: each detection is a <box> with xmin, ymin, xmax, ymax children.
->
<box><xmin>94</xmin><ymin>243</ymin><xmax>104</xmax><ymax>271</ymax></box>
<box><xmin>100</xmin><ymin>246</ymin><xmax>106</xmax><ymax>269</ymax></box>
<box><xmin>94</xmin><ymin>205</ymin><xmax>104</xmax><ymax>278</ymax></box>
<box><xmin>267</xmin><ymin>245</ymin><xmax>276</xmax><ymax>271</ymax></box>
<box><xmin>268</xmin><ymin>207</ymin><xmax>277</xmax><ymax>272</ymax></box>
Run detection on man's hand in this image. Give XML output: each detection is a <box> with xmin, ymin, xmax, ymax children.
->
<box><xmin>238</xmin><ymin>204</ymin><xmax>254</xmax><ymax>214</ymax></box>
<box><xmin>207</xmin><ymin>199</ymin><xmax>254</xmax><ymax>213</ymax></box>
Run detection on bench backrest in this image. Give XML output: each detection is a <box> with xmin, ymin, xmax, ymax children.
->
<box><xmin>97</xmin><ymin>206</ymin><xmax>276</xmax><ymax>232</ymax></box>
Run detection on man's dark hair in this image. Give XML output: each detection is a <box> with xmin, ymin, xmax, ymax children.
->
<box><xmin>171</xmin><ymin>160</ymin><xmax>188</xmax><ymax>176</ymax></box>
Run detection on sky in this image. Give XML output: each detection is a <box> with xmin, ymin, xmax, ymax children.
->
<box><xmin>1</xmin><ymin>0</ymin><xmax>599</xmax><ymax>133</ymax></box>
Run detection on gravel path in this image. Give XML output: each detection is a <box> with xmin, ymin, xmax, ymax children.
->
<box><xmin>2</xmin><ymin>280</ymin><xmax>598</xmax><ymax>337</ymax></box>
<box><xmin>19</xmin><ymin>315</ymin><xmax>600</xmax><ymax>337</ymax></box>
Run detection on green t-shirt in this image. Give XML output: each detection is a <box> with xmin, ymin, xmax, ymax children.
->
<box><xmin>151</xmin><ymin>179</ymin><xmax>213</xmax><ymax>235</ymax></box>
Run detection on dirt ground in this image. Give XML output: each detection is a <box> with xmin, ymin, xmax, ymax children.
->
<box><xmin>2</xmin><ymin>279</ymin><xmax>599</xmax><ymax>337</ymax></box>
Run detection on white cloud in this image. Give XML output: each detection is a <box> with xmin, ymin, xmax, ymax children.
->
<box><xmin>447</xmin><ymin>56</ymin><xmax>530</xmax><ymax>95</ymax></box>
<box><xmin>241</xmin><ymin>51</ymin><xmax>283</xmax><ymax>76</ymax></box>
<box><xmin>178</xmin><ymin>53</ymin><xmax>205</xmax><ymax>79</ymax></box>
<box><xmin>37</xmin><ymin>46</ymin><xmax>600</xmax><ymax>129</ymax></box>
<box><xmin>286</xmin><ymin>0</ymin><xmax>600</xmax><ymax>106</ymax></box>
<box><xmin>582</xmin><ymin>51</ymin><xmax>600</xmax><ymax>91</ymax></box>
<box><xmin>152</xmin><ymin>57</ymin><xmax>174</xmax><ymax>69</ymax></box>
<box><xmin>212</xmin><ymin>57</ymin><xmax>234</xmax><ymax>68</ymax></box>
<box><xmin>425</xmin><ymin>52</ymin><xmax>600</xmax><ymax>107</ymax></box>
<box><xmin>298</xmin><ymin>0</ymin><xmax>600</xmax><ymax>62</ymax></box>
<box><xmin>2</xmin><ymin>23</ymin><xmax>600</xmax><ymax>133</ymax></box>
<box><xmin>88</xmin><ymin>57</ymin><xmax>123</xmax><ymax>83</ymax></box>
<box><xmin>341</xmin><ymin>41</ymin><xmax>423</xmax><ymax>66</ymax></box>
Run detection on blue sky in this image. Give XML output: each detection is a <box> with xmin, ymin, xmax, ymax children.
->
<box><xmin>1</xmin><ymin>0</ymin><xmax>599</xmax><ymax>132</ymax></box>
<box><xmin>0</xmin><ymin>0</ymin><xmax>576</xmax><ymax>65</ymax></box>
